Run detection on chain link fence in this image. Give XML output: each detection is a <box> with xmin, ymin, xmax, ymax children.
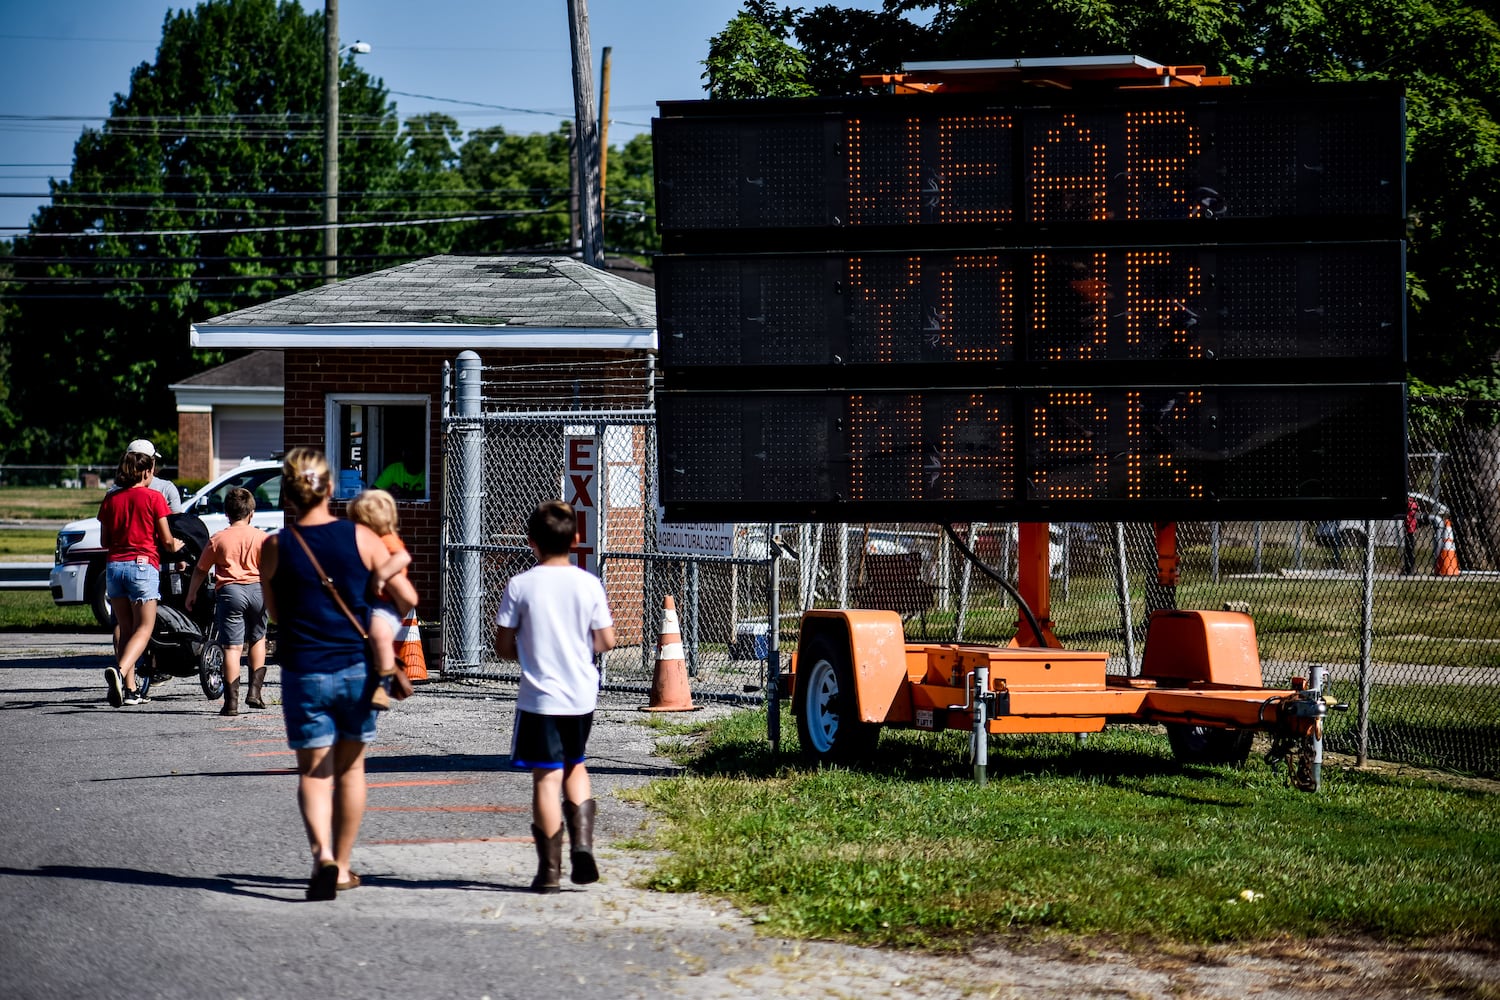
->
<box><xmin>445</xmin><ymin>373</ymin><xmax>1498</xmax><ymax>776</ymax></box>
<box><xmin>440</xmin><ymin>356</ymin><xmax>777</xmax><ymax>706</ymax></box>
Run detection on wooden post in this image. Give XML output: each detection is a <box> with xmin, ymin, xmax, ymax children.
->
<box><xmin>323</xmin><ymin>0</ymin><xmax>340</xmax><ymax>283</ymax></box>
<box><xmin>566</xmin><ymin>0</ymin><xmax>604</xmax><ymax>267</ymax></box>
<box><xmin>599</xmin><ymin>46</ymin><xmax>612</xmax><ymax>215</ymax></box>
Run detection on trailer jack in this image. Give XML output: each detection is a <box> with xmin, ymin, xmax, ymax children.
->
<box><xmin>1262</xmin><ymin>666</ymin><xmax>1348</xmax><ymax>792</ymax></box>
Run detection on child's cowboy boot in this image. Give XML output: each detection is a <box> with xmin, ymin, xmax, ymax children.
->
<box><xmin>244</xmin><ymin>667</ymin><xmax>267</xmax><ymax>709</ymax></box>
<box><xmin>563</xmin><ymin>799</ymin><xmax>599</xmax><ymax>884</ymax></box>
<box><xmin>219</xmin><ymin>679</ymin><xmax>240</xmax><ymax>717</ymax></box>
<box><xmin>530</xmin><ymin>824</ymin><xmax>563</xmax><ymax>894</ymax></box>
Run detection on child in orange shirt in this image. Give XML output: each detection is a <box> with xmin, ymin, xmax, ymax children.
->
<box><xmin>347</xmin><ymin>489</ymin><xmax>418</xmax><ymax>710</ymax></box>
<box><xmin>186</xmin><ymin>487</ymin><xmax>268</xmax><ymax>715</ymax></box>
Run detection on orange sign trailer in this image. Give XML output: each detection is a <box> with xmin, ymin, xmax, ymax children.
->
<box><xmin>787</xmin><ymin>601</ymin><xmax>1336</xmax><ymax>791</ymax></box>
<box><xmin>781</xmin><ymin>59</ymin><xmax>1340</xmax><ymax>791</ymax></box>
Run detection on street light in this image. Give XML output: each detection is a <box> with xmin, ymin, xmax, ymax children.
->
<box><xmin>324</xmin><ymin>0</ymin><xmax>369</xmax><ymax>283</ymax></box>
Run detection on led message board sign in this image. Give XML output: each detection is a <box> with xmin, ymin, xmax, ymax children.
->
<box><xmin>656</xmin><ymin>243</ymin><xmax>1403</xmax><ymax>377</ymax></box>
<box><xmin>657</xmin><ymin>385</ymin><xmax>1404</xmax><ymax>522</ymax></box>
<box><xmin>654</xmin><ymin>84</ymin><xmax>1404</xmax><ymax>244</ymax></box>
<box><xmin>652</xmin><ymin>83</ymin><xmax>1407</xmax><ymax>523</ymax></box>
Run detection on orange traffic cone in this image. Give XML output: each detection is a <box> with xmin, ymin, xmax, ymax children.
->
<box><xmin>642</xmin><ymin>595</ymin><xmax>696</xmax><ymax>712</ymax></box>
<box><xmin>396</xmin><ymin>611</ymin><xmax>430</xmax><ymax>682</ymax></box>
<box><xmin>1435</xmin><ymin>519</ymin><xmax>1460</xmax><ymax>577</ymax></box>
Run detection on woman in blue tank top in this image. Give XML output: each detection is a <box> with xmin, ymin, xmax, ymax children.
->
<box><xmin>261</xmin><ymin>447</ymin><xmax>418</xmax><ymax>901</ymax></box>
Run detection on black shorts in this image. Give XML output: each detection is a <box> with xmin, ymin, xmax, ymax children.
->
<box><xmin>510</xmin><ymin>709</ymin><xmax>593</xmax><ymax>770</ymax></box>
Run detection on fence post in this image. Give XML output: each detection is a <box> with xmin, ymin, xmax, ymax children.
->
<box><xmin>453</xmin><ymin>351</ymin><xmax>485</xmax><ymax>670</ymax></box>
<box><xmin>766</xmin><ymin>524</ymin><xmax>781</xmax><ymax>752</ymax></box>
<box><xmin>686</xmin><ymin>560</ymin><xmax>700</xmax><ymax>678</ymax></box>
<box><xmin>1113</xmin><ymin>522</ymin><xmax>1136</xmax><ymax>674</ymax></box>
<box><xmin>1358</xmin><ymin>518</ymin><xmax>1376</xmax><ymax>766</ymax></box>
<box><xmin>837</xmin><ymin>523</ymin><xmax>850</xmax><ymax>607</ymax></box>
<box><xmin>1211</xmin><ymin>522</ymin><xmax>1221</xmax><ymax>583</ymax></box>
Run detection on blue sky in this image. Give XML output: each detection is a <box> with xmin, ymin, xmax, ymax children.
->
<box><xmin>0</xmin><ymin>0</ymin><xmax>891</xmax><ymax>234</ymax></box>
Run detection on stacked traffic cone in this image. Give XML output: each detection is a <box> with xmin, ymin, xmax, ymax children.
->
<box><xmin>396</xmin><ymin>611</ymin><xmax>430</xmax><ymax>682</ymax></box>
<box><xmin>1435</xmin><ymin>519</ymin><xmax>1460</xmax><ymax>577</ymax></box>
<box><xmin>642</xmin><ymin>595</ymin><xmax>696</xmax><ymax>712</ymax></box>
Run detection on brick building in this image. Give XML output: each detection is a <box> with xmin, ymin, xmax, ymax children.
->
<box><xmin>170</xmin><ymin>349</ymin><xmax>284</xmax><ymax>482</ymax></box>
<box><xmin>189</xmin><ymin>255</ymin><xmax>656</xmax><ymax>610</ymax></box>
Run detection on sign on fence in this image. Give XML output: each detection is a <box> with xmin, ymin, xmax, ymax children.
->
<box><xmin>564</xmin><ymin>435</ymin><xmax>601</xmax><ymax>574</ymax></box>
<box><xmin>654</xmin><ymin>516</ymin><xmax>735</xmax><ymax>557</ymax></box>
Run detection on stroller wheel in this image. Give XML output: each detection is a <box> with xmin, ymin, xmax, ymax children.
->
<box><xmin>199</xmin><ymin>641</ymin><xmax>225</xmax><ymax>701</ymax></box>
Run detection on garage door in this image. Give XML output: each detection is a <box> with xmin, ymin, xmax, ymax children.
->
<box><xmin>216</xmin><ymin>419</ymin><xmax>282</xmax><ymax>476</ymax></box>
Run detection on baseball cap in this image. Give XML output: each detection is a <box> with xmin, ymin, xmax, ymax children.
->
<box><xmin>126</xmin><ymin>439</ymin><xmax>161</xmax><ymax>458</ymax></box>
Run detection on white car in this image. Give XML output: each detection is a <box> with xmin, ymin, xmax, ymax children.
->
<box><xmin>50</xmin><ymin>460</ymin><xmax>284</xmax><ymax>626</ymax></box>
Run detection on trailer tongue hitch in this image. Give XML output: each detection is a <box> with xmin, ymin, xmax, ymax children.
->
<box><xmin>1264</xmin><ymin>665</ymin><xmax>1343</xmax><ymax>792</ymax></box>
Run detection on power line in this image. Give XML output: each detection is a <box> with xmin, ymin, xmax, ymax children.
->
<box><xmin>385</xmin><ymin>90</ymin><xmax>571</xmax><ymax>118</ymax></box>
<box><xmin>14</xmin><ymin>208</ymin><xmax>568</xmax><ymax>238</ymax></box>
<box><xmin>2</xmin><ymin>251</ymin><xmax>478</xmax><ymax>265</ymax></box>
<box><xmin>6</xmin><ymin>272</ymin><xmax>325</xmax><ymax>285</ymax></box>
<box><xmin>0</xmin><ymin>187</ymin><xmax>574</xmax><ymax>199</ymax></box>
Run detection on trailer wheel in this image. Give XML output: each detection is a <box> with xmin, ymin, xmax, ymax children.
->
<box><xmin>1166</xmin><ymin>724</ymin><xmax>1253</xmax><ymax>767</ymax></box>
<box><xmin>795</xmin><ymin>638</ymin><xmax>880</xmax><ymax>764</ymax></box>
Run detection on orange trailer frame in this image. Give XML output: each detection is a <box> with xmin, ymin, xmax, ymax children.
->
<box><xmin>787</xmin><ymin>594</ymin><xmax>1333</xmax><ymax>790</ymax></box>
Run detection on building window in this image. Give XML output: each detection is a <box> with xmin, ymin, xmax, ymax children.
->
<box><xmin>325</xmin><ymin>394</ymin><xmax>429</xmax><ymax>501</ymax></box>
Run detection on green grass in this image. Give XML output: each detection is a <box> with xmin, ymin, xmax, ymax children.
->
<box><xmin>0</xmin><ymin>590</ymin><xmax>99</xmax><ymax>631</ymax></box>
<box><xmin>0</xmin><ymin>486</ymin><xmax>101</xmax><ymax>522</ymax></box>
<box><xmin>0</xmin><ymin>529</ymin><xmax>62</xmax><ymax>560</ymax></box>
<box><xmin>631</xmin><ymin>710</ymin><xmax>1500</xmax><ymax>949</ymax></box>
<box><xmin>1323</xmin><ymin>681</ymin><xmax>1500</xmax><ymax>776</ymax></box>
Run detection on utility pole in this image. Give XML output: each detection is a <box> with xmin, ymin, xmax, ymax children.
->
<box><xmin>566</xmin><ymin>0</ymin><xmax>603</xmax><ymax>268</ymax></box>
<box><xmin>599</xmin><ymin>46</ymin><xmax>612</xmax><ymax>215</ymax></box>
<box><xmin>323</xmin><ymin>0</ymin><xmax>340</xmax><ymax>283</ymax></box>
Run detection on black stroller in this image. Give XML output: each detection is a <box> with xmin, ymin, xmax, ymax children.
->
<box><xmin>139</xmin><ymin>512</ymin><xmax>226</xmax><ymax>701</ymax></box>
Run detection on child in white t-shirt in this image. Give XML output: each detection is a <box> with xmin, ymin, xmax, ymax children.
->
<box><xmin>493</xmin><ymin>500</ymin><xmax>615</xmax><ymax>894</ymax></box>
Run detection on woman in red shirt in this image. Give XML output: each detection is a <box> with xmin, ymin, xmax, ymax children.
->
<box><xmin>98</xmin><ymin>449</ymin><xmax>181</xmax><ymax>707</ymax></box>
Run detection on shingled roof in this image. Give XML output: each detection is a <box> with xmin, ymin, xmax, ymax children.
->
<box><xmin>172</xmin><ymin>349</ymin><xmax>283</xmax><ymax>388</ymax></box>
<box><xmin>191</xmin><ymin>255</ymin><xmax>656</xmax><ymax>350</ymax></box>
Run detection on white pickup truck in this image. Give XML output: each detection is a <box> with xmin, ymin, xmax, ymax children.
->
<box><xmin>50</xmin><ymin>460</ymin><xmax>285</xmax><ymax>626</ymax></box>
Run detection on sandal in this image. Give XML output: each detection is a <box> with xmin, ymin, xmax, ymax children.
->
<box><xmin>306</xmin><ymin>861</ymin><xmax>339</xmax><ymax>901</ymax></box>
<box><xmin>336</xmin><ymin>872</ymin><xmax>361</xmax><ymax>891</ymax></box>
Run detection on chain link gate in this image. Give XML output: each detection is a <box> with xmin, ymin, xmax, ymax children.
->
<box><xmin>440</xmin><ymin>356</ymin><xmax>778</xmax><ymax>707</ymax></box>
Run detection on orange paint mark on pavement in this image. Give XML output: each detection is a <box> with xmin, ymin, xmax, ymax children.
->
<box><xmin>365</xmin><ymin>836</ymin><xmax>531</xmax><ymax>845</ymax></box>
<box><xmin>246</xmin><ymin>750</ymin><xmax>295</xmax><ymax>757</ymax></box>
<box><xmin>367</xmin><ymin>804</ymin><xmax>525</xmax><ymax>814</ymax></box>
<box><xmin>367</xmin><ymin>778</ymin><xmax>481</xmax><ymax>788</ymax></box>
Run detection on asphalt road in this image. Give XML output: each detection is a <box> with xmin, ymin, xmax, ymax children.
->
<box><xmin>2</xmin><ymin>632</ymin><xmax>1495</xmax><ymax>1000</ymax></box>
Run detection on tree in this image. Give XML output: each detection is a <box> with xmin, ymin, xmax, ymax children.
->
<box><xmin>0</xmin><ymin>0</ymin><xmax>404</xmax><ymax>464</ymax></box>
<box><xmin>603</xmin><ymin>133</ymin><xmax>660</xmax><ymax>257</ymax></box>
<box><xmin>703</xmin><ymin>2</ymin><xmax>817</xmax><ymax>98</ymax></box>
<box><xmin>457</xmin><ymin>125</ymin><xmax>576</xmax><ymax>252</ymax></box>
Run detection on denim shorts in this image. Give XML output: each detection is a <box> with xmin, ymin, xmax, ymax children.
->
<box><xmin>281</xmin><ymin>661</ymin><xmax>378</xmax><ymax>749</ymax></box>
<box><xmin>213</xmin><ymin>582</ymin><xmax>267</xmax><ymax>646</ymax></box>
<box><xmin>104</xmin><ymin>559</ymin><xmax>160</xmax><ymax>603</ymax></box>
